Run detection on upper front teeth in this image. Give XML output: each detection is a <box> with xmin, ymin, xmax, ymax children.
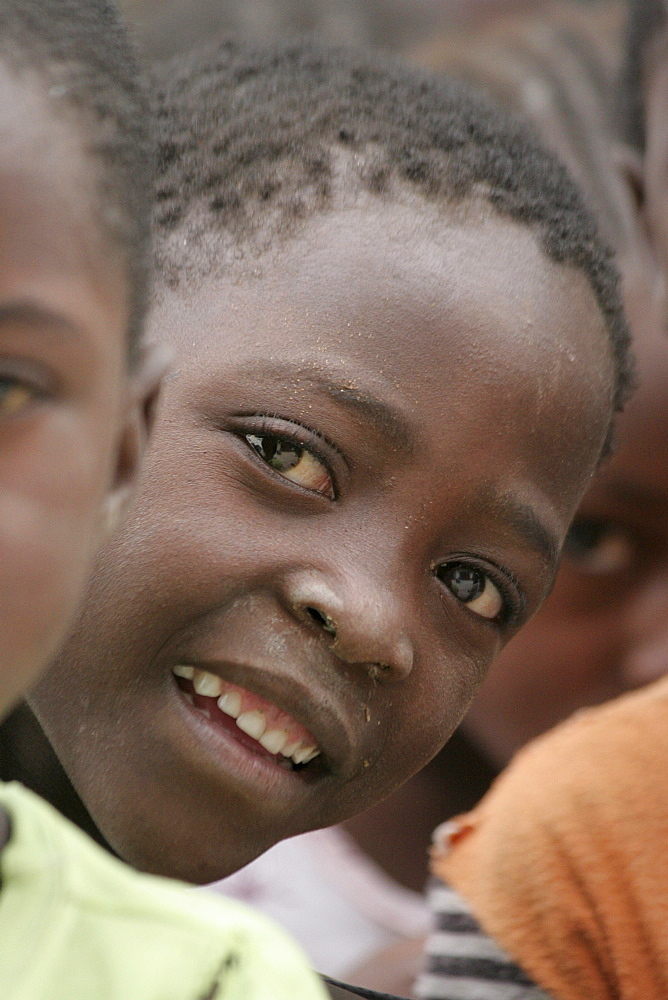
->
<box><xmin>259</xmin><ymin>729</ymin><xmax>289</xmax><ymax>754</ymax></box>
<box><xmin>193</xmin><ymin>671</ymin><xmax>222</xmax><ymax>698</ymax></box>
<box><xmin>173</xmin><ymin>666</ymin><xmax>320</xmax><ymax>767</ymax></box>
<box><xmin>218</xmin><ymin>691</ymin><xmax>242</xmax><ymax>718</ymax></box>
<box><xmin>236</xmin><ymin>710</ymin><xmax>265</xmax><ymax>741</ymax></box>
<box><xmin>173</xmin><ymin>664</ymin><xmax>195</xmax><ymax>680</ymax></box>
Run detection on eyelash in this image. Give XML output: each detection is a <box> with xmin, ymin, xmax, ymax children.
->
<box><xmin>0</xmin><ymin>356</ymin><xmax>54</xmax><ymax>395</ymax></box>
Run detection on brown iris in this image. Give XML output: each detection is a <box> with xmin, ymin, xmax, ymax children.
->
<box><xmin>245</xmin><ymin>433</ymin><xmax>334</xmax><ymax>498</ymax></box>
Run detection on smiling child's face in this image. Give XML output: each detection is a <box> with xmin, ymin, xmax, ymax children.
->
<box><xmin>0</xmin><ymin>72</ymin><xmax>155</xmax><ymax>717</ymax></box>
<box><xmin>31</xmin><ymin>198</ymin><xmax>613</xmax><ymax>882</ymax></box>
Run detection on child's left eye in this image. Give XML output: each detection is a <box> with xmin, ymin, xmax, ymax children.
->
<box><xmin>245</xmin><ymin>433</ymin><xmax>335</xmax><ymax>499</ymax></box>
<box><xmin>437</xmin><ymin>562</ymin><xmax>504</xmax><ymax>621</ymax></box>
<box><xmin>0</xmin><ymin>377</ymin><xmax>36</xmax><ymax>418</ymax></box>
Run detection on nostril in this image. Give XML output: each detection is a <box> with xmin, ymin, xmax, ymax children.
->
<box><xmin>305</xmin><ymin>606</ymin><xmax>337</xmax><ymax>637</ymax></box>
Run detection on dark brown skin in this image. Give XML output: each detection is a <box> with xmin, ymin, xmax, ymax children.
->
<box><xmin>0</xmin><ymin>69</ymin><xmax>163</xmax><ymax>721</ymax></box>
<box><xmin>30</xmin><ymin>196</ymin><xmax>613</xmax><ymax>884</ymax></box>
<box><xmin>341</xmin><ymin>5</ymin><xmax>668</xmax><ymax>902</ymax></box>
<box><xmin>0</xmin><ymin>805</ymin><xmax>10</xmax><ymax>853</ymax></box>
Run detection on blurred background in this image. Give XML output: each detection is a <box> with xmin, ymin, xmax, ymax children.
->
<box><xmin>118</xmin><ymin>0</ymin><xmax>612</xmax><ymax>59</ymax></box>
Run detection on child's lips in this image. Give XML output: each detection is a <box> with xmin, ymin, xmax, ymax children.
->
<box><xmin>172</xmin><ymin>664</ymin><xmax>322</xmax><ymax>770</ymax></box>
<box><xmin>163</xmin><ymin>641</ymin><xmax>371</xmax><ymax>785</ymax></box>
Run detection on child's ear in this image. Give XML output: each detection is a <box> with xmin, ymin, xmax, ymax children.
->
<box><xmin>100</xmin><ymin>343</ymin><xmax>171</xmax><ymax>538</ymax></box>
<box><xmin>612</xmin><ymin>143</ymin><xmax>645</xmax><ymax>211</ymax></box>
<box><xmin>612</xmin><ymin>141</ymin><xmax>666</xmax><ymax>322</ymax></box>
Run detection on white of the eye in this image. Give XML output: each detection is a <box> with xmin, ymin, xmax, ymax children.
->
<box><xmin>282</xmin><ymin>449</ymin><xmax>330</xmax><ymax>490</ymax></box>
<box><xmin>466</xmin><ymin>576</ymin><xmax>503</xmax><ymax>619</ymax></box>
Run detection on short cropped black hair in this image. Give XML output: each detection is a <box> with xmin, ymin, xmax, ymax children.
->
<box><xmin>618</xmin><ymin>0</ymin><xmax>667</xmax><ymax>150</ymax></box>
<box><xmin>0</xmin><ymin>0</ymin><xmax>152</xmax><ymax>354</ymax></box>
<box><xmin>153</xmin><ymin>40</ymin><xmax>633</xmax><ymax>429</ymax></box>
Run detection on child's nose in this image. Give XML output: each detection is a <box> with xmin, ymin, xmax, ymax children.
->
<box><xmin>619</xmin><ymin>571</ymin><xmax>668</xmax><ymax>689</ymax></box>
<box><xmin>282</xmin><ymin>569</ymin><xmax>414</xmax><ymax>682</ymax></box>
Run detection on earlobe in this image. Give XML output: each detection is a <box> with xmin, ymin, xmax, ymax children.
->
<box><xmin>134</xmin><ymin>341</ymin><xmax>172</xmax><ymax>439</ymax></box>
<box><xmin>103</xmin><ymin>342</ymin><xmax>172</xmax><ymax>534</ymax></box>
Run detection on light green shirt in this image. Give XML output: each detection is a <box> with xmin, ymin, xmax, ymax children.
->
<box><xmin>0</xmin><ymin>782</ymin><xmax>327</xmax><ymax>1000</ymax></box>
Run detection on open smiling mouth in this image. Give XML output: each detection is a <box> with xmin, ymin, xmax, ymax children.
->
<box><xmin>172</xmin><ymin>665</ymin><xmax>321</xmax><ymax>771</ymax></box>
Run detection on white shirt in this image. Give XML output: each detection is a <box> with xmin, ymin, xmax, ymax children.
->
<box><xmin>210</xmin><ymin>826</ymin><xmax>431</xmax><ymax>977</ymax></box>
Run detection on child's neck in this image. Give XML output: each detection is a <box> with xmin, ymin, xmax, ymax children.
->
<box><xmin>0</xmin><ymin>703</ymin><xmax>107</xmax><ymax>848</ymax></box>
<box><xmin>0</xmin><ymin>804</ymin><xmax>10</xmax><ymax>853</ymax></box>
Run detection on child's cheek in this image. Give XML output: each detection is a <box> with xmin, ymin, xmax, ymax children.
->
<box><xmin>0</xmin><ymin>494</ymin><xmax>84</xmax><ymax>707</ymax></box>
<box><xmin>0</xmin><ymin>415</ymin><xmax>115</xmax><ymax>710</ymax></box>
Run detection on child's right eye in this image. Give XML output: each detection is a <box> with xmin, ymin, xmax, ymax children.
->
<box><xmin>0</xmin><ymin>377</ymin><xmax>35</xmax><ymax>418</ymax></box>
<box><xmin>244</xmin><ymin>432</ymin><xmax>335</xmax><ymax>499</ymax></box>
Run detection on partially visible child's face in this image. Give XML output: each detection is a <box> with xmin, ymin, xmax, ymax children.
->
<box><xmin>0</xmin><ymin>72</ymin><xmax>155</xmax><ymax>715</ymax></box>
<box><xmin>639</xmin><ymin>26</ymin><xmax>668</xmax><ymax>295</ymax></box>
<box><xmin>462</xmin><ymin>326</ymin><xmax>668</xmax><ymax>767</ymax></box>
<box><xmin>32</xmin><ymin>198</ymin><xmax>613</xmax><ymax>882</ymax></box>
<box><xmin>458</xmin><ymin>20</ymin><xmax>668</xmax><ymax>772</ymax></box>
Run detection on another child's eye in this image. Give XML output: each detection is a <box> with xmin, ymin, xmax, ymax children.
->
<box><xmin>563</xmin><ymin>518</ymin><xmax>633</xmax><ymax>575</ymax></box>
<box><xmin>0</xmin><ymin>377</ymin><xmax>35</xmax><ymax>417</ymax></box>
<box><xmin>437</xmin><ymin>562</ymin><xmax>504</xmax><ymax>620</ymax></box>
<box><xmin>245</xmin><ymin>433</ymin><xmax>334</xmax><ymax>499</ymax></box>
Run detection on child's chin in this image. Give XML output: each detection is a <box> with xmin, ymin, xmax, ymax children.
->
<box><xmin>81</xmin><ymin>747</ymin><xmax>319</xmax><ymax>883</ymax></box>
<box><xmin>104</xmin><ymin>808</ymin><xmax>298</xmax><ymax>884</ymax></box>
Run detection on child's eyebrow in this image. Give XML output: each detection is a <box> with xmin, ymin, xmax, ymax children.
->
<box><xmin>239</xmin><ymin>360</ymin><xmax>416</xmax><ymax>453</ymax></box>
<box><xmin>0</xmin><ymin>300</ymin><xmax>86</xmax><ymax>343</ymax></box>
<box><xmin>485</xmin><ymin>492</ymin><xmax>561</xmax><ymax>572</ymax></box>
<box><xmin>319</xmin><ymin>380</ymin><xmax>415</xmax><ymax>452</ymax></box>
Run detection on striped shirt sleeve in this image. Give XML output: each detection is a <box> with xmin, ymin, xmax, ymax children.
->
<box><xmin>415</xmin><ymin>880</ymin><xmax>553</xmax><ymax>1000</ymax></box>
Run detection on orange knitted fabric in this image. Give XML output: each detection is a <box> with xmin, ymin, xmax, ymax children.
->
<box><xmin>431</xmin><ymin>676</ymin><xmax>668</xmax><ymax>1000</ymax></box>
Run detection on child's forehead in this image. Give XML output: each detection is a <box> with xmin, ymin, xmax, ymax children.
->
<box><xmin>0</xmin><ymin>68</ymin><xmax>129</xmax><ymax>353</ymax></box>
<box><xmin>0</xmin><ymin>64</ymin><xmax>58</xmax><ymax>135</ymax></box>
<box><xmin>157</xmin><ymin>197</ymin><xmax>608</xmax><ymax>370</ymax></box>
<box><xmin>0</xmin><ymin>67</ymin><xmax>87</xmax><ymax>190</ymax></box>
